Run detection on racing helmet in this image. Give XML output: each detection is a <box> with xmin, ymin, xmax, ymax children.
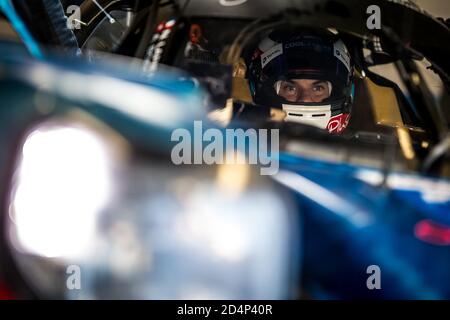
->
<box><xmin>247</xmin><ymin>28</ymin><xmax>354</xmax><ymax>133</ymax></box>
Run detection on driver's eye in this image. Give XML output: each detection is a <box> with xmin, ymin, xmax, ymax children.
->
<box><xmin>282</xmin><ymin>83</ymin><xmax>297</xmax><ymax>93</ymax></box>
<box><xmin>313</xmin><ymin>85</ymin><xmax>324</xmax><ymax>91</ymax></box>
<box><xmin>312</xmin><ymin>85</ymin><xmax>325</xmax><ymax>94</ymax></box>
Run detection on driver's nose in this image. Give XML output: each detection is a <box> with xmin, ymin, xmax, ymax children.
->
<box><xmin>296</xmin><ymin>93</ymin><xmax>314</xmax><ymax>103</ymax></box>
<box><xmin>292</xmin><ymin>80</ymin><xmax>315</xmax><ymax>103</ymax></box>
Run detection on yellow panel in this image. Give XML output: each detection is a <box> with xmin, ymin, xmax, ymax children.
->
<box><xmin>396</xmin><ymin>127</ymin><xmax>415</xmax><ymax>160</ymax></box>
<box><xmin>231</xmin><ymin>58</ymin><xmax>254</xmax><ymax>103</ymax></box>
<box><xmin>364</xmin><ymin>77</ymin><xmax>404</xmax><ymax>127</ymax></box>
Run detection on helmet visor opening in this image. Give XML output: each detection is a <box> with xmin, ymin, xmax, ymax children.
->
<box><xmin>274</xmin><ymin>79</ymin><xmax>332</xmax><ymax>103</ymax></box>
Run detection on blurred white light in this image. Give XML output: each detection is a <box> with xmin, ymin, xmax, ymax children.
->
<box><xmin>11</xmin><ymin>125</ymin><xmax>113</xmax><ymax>258</ymax></box>
<box><xmin>183</xmin><ymin>208</ymin><xmax>248</xmax><ymax>263</ymax></box>
<box><xmin>24</xmin><ymin>64</ymin><xmax>200</xmax><ymax>127</ymax></box>
<box><xmin>170</xmin><ymin>183</ymin><xmax>295</xmax><ymax>299</ymax></box>
<box><xmin>84</xmin><ymin>76</ymin><xmax>185</xmax><ymax>126</ymax></box>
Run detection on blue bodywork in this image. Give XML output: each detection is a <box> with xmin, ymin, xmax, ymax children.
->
<box><xmin>277</xmin><ymin>153</ymin><xmax>450</xmax><ymax>299</ymax></box>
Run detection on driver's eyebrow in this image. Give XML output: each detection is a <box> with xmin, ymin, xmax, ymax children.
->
<box><xmin>283</xmin><ymin>79</ymin><xmax>296</xmax><ymax>85</ymax></box>
<box><xmin>312</xmin><ymin>80</ymin><xmax>327</xmax><ymax>86</ymax></box>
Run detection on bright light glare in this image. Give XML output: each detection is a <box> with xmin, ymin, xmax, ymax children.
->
<box><xmin>25</xmin><ymin>65</ymin><xmax>197</xmax><ymax>127</ymax></box>
<box><xmin>184</xmin><ymin>208</ymin><xmax>248</xmax><ymax>262</ymax></box>
<box><xmin>11</xmin><ymin>126</ymin><xmax>113</xmax><ymax>258</ymax></box>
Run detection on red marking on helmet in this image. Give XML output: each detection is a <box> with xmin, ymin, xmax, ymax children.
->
<box><xmin>327</xmin><ymin>113</ymin><xmax>349</xmax><ymax>133</ymax></box>
<box><xmin>414</xmin><ymin>219</ymin><xmax>450</xmax><ymax>246</ymax></box>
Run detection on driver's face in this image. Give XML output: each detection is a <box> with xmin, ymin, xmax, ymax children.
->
<box><xmin>275</xmin><ymin>79</ymin><xmax>330</xmax><ymax>103</ymax></box>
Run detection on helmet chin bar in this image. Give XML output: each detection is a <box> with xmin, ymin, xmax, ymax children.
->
<box><xmin>281</xmin><ymin>104</ymin><xmax>332</xmax><ymax>129</ymax></box>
